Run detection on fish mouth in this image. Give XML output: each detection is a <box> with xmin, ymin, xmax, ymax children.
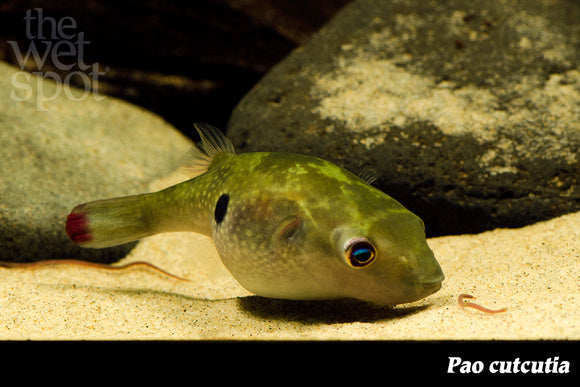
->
<box><xmin>362</xmin><ymin>279</ymin><xmax>443</xmax><ymax>306</ymax></box>
<box><xmin>420</xmin><ymin>280</ymin><xmax>442</xmax><ymax>296</ymax></box>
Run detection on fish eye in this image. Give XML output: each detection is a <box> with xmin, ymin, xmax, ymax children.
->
<box><xmin>344</xmin><ymin>238</ymin><xmax>376</xmax><ymax>268</ymax></box>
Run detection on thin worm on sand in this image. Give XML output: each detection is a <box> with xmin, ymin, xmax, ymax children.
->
<box><xmin>0</xmin><ymin>259</ymin><xmax>190</xmax><ymax>282</ymax></box>
<box><xmin>458</xmin><ymin>293</ymin><xmax>508</xmax><ymax>314</ymax></box>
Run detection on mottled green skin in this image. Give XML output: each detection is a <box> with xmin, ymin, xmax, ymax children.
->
<box><xmin>151</xmin><ymin>151</ymin><xmax>444</xmax><ymax>305</ymax></box>
<box><xmin>69</xmin><ymin>123</ymin><xmax>444</xmax><ymax>305</ymax></box>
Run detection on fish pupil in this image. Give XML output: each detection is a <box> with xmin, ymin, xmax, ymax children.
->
<box><xmin>214</xmin><ymin>193</ymin><xmax>229</xmax><ymax>224</ymax></box>
<box><xmin>353</xmin><ymin>247</ymin><xmax>372</xmax><ymax>262</ymax></box>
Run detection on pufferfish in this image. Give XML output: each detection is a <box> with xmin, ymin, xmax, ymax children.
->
<box><xmin>66</xmin><ymin>124</ymin><xmax>444</xmax><ymax>305</ymax></box>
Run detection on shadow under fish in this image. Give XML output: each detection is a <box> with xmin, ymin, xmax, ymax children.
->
<box><xmin>237</xmin><ymin>296</ymin><xmax>431</xmax><ymax>324</ymax></box>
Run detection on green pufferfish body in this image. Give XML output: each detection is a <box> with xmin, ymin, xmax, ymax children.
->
<box><xmin>66</xmin><ymin>124</ymin><xmax>444</xmax><ymax>305</ymax></box>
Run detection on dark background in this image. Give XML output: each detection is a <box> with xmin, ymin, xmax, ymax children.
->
<box><xmin>0</xmin><ymin>0</ymin><xmax>350</xmax><ymax>139</ymax></box>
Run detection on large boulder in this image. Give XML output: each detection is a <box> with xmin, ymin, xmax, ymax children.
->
<box><xmin>0</xmin><ymin>61</ymin><xmax>192</xmax><ymax>262</ymax></box>
<box><xmin>228</xmin><ymin>0</ymin><xmax>580</xmax><ymax>236</ymax></box>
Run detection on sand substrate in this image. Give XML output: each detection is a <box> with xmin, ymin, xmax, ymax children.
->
<box><xmin>0</xmin><ymin>208</ymin><xmax>577</xmax><ymax>340</ymax></box>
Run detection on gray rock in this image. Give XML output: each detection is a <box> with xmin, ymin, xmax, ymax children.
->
<box><xmin>227</xmin><ymin>0</ymin><xmax>580</xmax><ymax>236</ymax></box>
<box><xmin>0</xmin><ymin>61</ymin><xmax>192</xmax><ymax>262</ymax></box>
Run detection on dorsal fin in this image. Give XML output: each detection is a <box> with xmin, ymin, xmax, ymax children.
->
<box><xmin>184</xmin><ymin>123</ymin><xmax>236</xmax><ymax>177</ymax></box>
<box><xmin>358</xmin><ymin>166</ymin><xmax>382</xmax><ymax>185</ymax></box>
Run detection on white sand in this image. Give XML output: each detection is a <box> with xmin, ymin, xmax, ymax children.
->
<box><xmin>1</xmin><ymin>208</ymin><xmax>577</xmax><ymax>340</ymax></box>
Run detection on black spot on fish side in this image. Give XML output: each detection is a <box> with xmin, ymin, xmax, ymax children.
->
<box><xmin>214</xmin><ymin>193</ymin><xmax>229</xmax><ymax>224</ymax></box>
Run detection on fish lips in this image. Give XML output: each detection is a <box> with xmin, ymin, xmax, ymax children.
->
<box><xmin>371</xmin><ymin>271</ymin><xmax>444</xmax><ymax>306</ymax></box>
<box><xmin>415</xmin><ymin>267</ymin><xmax>445</xmax><ymax>297</ymax></box>
<box><xmin>420</xmin><ymin>278</ymin><xmax>444</xmax><ymax>296</ymax></box>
